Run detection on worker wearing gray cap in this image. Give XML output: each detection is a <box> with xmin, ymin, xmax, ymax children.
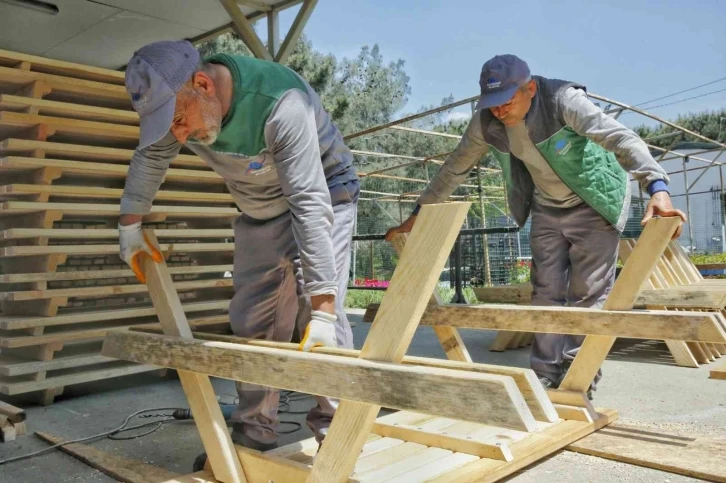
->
<box><xmin>386</xmin><ymin>54</ymin><xmax>686</xmax><ymax>397</ymax></box>
<box><xmin>117</xmin><ymin>40</ymin><xmax>359</xmax><ymax>462</ymax></box>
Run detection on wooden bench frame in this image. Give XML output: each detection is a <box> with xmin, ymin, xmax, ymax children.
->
<box><xmin>98</xmin><ymin>204</ymin><xmax>712</xmax><ymax>483</ymax></box>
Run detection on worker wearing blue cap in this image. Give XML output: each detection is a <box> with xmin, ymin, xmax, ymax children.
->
<box><xmin>386</xmin><ymin>54</ymin><xmax>686</xmax><ymax>396</ymax></box>
<box><xmin>116</xmin><ymin>40</ymin><xmax>359</xmax><ymax>463</ymax></box>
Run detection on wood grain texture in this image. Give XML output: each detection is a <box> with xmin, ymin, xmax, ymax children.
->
<box><xmin>566</xmin><ymin>423</ymin><xmax>726</xmax><ymax>483</ymax></box>
<box><xmin>101</xmin><ymin>329</ymin><xmax>533</xmax><ymax>430</ymax></box>
<box><xmin>137</xmin><ymin>231</ymin><xmax>246</xmax><ymax>483</ymax></box>
<box><xmin>35</xmin><ymin>432</ymin><xmax>181</xmax><ymax>483</ymax></box>
<box><xmin>420</xmin><ymin>304</ymin><xmax>726</xmax><ymax>342</ymax></box>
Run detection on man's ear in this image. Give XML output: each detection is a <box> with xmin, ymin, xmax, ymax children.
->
<box><xmin>527</xmin><ymin>79</ymin><xmax>537</xmax><ymax>99</ymax></box>
<box><xmin>192</xmin><ymin>71</ymin><xmax>216</xmax><ymax>97</ymax></box>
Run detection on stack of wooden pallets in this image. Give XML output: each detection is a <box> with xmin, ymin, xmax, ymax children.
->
<box><xmin>0</xmin><ymin>48</ymin><xmax>238</xmax><ymax>405</ymax></box>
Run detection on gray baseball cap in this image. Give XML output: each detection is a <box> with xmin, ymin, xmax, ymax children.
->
<box><xmin>124</xmin><ymin>40</ymin><xmax>200</xmax><ymax>149</ymax></box>
<box><xmin>475</xmin><ymin>54</ymin><xmax>531</xmax><ymax>110</ymax></box>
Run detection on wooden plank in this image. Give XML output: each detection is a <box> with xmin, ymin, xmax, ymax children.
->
<box><xmin>0</xmin><ymin>184</ymin><xmax>234</xmax><ymax>204</ymax></box>
<box><xmin>372</xmin><ymin>422</ymin><xmax>513</xmax><ymax>461</ymax></box>
<box><xmin>472</xmin><ymin>284</ymin><xmax>532</xmax><ymax>304</ymax></box>
<box><xmin>710</xmin><ymin>360</ymin><xmax>726</xmax><ymax>380</ymax></box>
<box><xmin>1</xmin><ymin>278</ymin><xmax>232</xmax><ymax>301</ymax></box>
<box><xmin>0</xmin><ymin>157</ymin><xmax>222</xmax><ymax>183</ymax></box>
<box><xmin>0</xmin><ymin>362</ymin><xmax>157</xmax><ymax>395</ymax></box>
<box><xmin>135</xmin><ymin>231</ymin><xmax>246</xmax><ymax>483</ymax></box>
<box><xmin>566</xmin><ymin>423</ymin><xmax>726</xmax><ymax>483</ymax></box>
<box><xmin>0</xmin><ymin>242</ymin><xmax>234</xmax><ymax>258</ymax></box>
<box><xmin>0</xmin><ymin>202</ymin><xmax>238</xmax><ymax>219</ymax></box>
<box><xmin>0</xmin><ymin>300</ymin><xmax>230</xmax><ymax>330</ymax></box>
<box><xmin>306</xmin><ymin>202</ymin><xmax>503</xmax><ymax>483</ymax></box>
<box><xmin>389</xmin><ymin>233</ymin><xmax>471</xmax><ymax>363</ymax></box>
<box><xmin>0</xmin><ymin>139</ymin><xmax>205</xmax><ymax>169</ymax></box>
<box><xmin>0</xmin><ymin>264</ymin><xmax>232</xmax><ymax>283</ymax></box>
<box><xmin>558</xmin><ymin>218</ymin><xmax>681</xmax><ymax>394</ymax></box>
<box><xmin>0</xmin><ymin>315</ymin><xmax>229</xmax><ymax>348</ymax></box>
<box><xmin>35</xmin><ymin>432</ymin><xmax>181</xmax><ymax>482</ymax></box>
<box><xmin>0</xmin><ymin>228</ymin><xmax>233</xmax><ymax>242</ymax></box>
<box><xmin>0</xmin><ymin>66</ymin><xmax>128</xmax><ymax>105</ymax></box>
<box><xmin>425</xmin><ymin>409</ymin><xmax>619</xmax><ymax>483</ymax></box>
<box><xmin>419</xmin><ymin>304</ymin><xmax>726</xmax><ymax>342</ymax></box>
<box><xmin>0</xmin><ymin>94</ymin><xmax>137</xmax><ymax>125</ymax></box>
<box><xmin>0</xmin><ymin>352</ymin><xmax>111</xmax><ymax>377</ymax></box>
<box><xmin>0</xmin><ymin>48</ymin><xmax>125</xmax><ymax>84</ymax></box>
<box><xmin>0</xmin><ymin>400</ymin><xmax>25</xmax><ymax>423</ymax></box>
<box><xmin>638</xmin><ymin>288</ymin><xmax>726</xmax><ymax>309</ymax></box>
<box><xmin>130</xmin><ymin>328</ymin><xmax>558</xmax><ymax>424</ymax></box>
<box><xmin>102</xmin><ymin>329</ymin><xmax>534</xmax><ymax>430</ymax></box>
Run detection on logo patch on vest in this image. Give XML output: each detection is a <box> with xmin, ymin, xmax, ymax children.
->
<box><xmin>245</xmin><ymin>153</ymin><xmax>272</xmax><ymax>176</ymax></box>
<box><xmin>555</xmin><ymin>139</ymin><xmax>572</xmax><ymax>156</ymax></box>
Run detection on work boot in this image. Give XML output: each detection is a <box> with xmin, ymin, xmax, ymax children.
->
<box><xmin>538</xmin><ymin>376</ymin><xmax>557</xmax><ymax>389</ymax></box>
<box><xmin>192</xmin><ymin>431</ymin><xmax>278</xmax><ymax>472</ymax></box>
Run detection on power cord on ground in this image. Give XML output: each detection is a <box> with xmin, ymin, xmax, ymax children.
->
<box><xmin>0</xmin><ymin>391</ymin><xmax>313</xmax><ymax>466</ymax></box>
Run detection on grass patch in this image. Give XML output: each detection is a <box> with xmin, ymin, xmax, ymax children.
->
<box><xmin>689</xmin><ymin>252</ymin><xmax>726</xmax><ymax>265</ymax></box>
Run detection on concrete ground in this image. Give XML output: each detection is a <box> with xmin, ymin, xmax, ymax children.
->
<box><xmin>0</xmin><ymin>309</ymin><xmax>724</xmax><ymax>483</ymax></box>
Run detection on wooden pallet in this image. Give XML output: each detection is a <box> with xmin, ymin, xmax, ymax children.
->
<box><xmin>97</xmin><ymin>204</ymin><xmax>709</xmax><ymax>483</ymax></box>
<box><xmin>0</xmin><ymin>49</ymin><xmax>240</xmax><ymax>403</ymax></box>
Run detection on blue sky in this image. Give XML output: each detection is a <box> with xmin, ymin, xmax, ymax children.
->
<box><xmin>272</xmin><ymin>0</ymin><xmax>726</xmax><ymax>130</ymax></box>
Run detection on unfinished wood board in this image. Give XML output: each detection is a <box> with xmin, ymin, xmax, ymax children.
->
<box><xmin>0</xmin><ymin>228</ymin><xmax>233</xmax><ymax>242</ymax></box>
<box><xmin>0</xmin><ymin>94</ymin><xmax>138</xmax><ymax>125</ymax></box>
<box><xmin>0</xmin><ymin>48</ymin><xmax>126</xmax><ymax>85</ymax></box>
<box><xmin>0</xmin><ymin>263</ymin><xmax>232</xmax><ymax>283</ymax></box>
<box><xmin>0</xmin><ymin>400</ymin><xmax>25</xmax><ymax>423</ymax></box>
<box><xmin>0</xmin><ymin>362</ymin><xmax>158</xmax><ymax>395</ymax></box>
<box><xmin>0</xmin><ymin>111</ymin><xmax>138</xmax><ymax>144</ymax></box>
<box><xmin>558</xmin><ymin>217</ymin><xmax>682</xmax><ymax>394</ymax></box>
<box><xmin>711</xmin><ymin>360</ymin><xmax>726</xmax><ymax>380</ymax></box>
<box><xmin>0</xmin><ymin>184</ymin><xmax>234</xmax><ymax>204</ymax></box>
<box><xmin>136</xmin><ymin>231</ymin><xmax>246</xmax><ymax>483</ymax></box>
<box><xmin>389</xmin><ymin>233</ymin><xmax>471</xmax><ymax>363</ymax></box>
<box><xmin>566</xmin><ymin>423</ymin><xmax>726</xmax><ymax>482</ymax></box>
<box><xmin>103</xmin><ymin>329</ymin><xmax>535</xmax><ymax>431</ymax></box>
<box><xmin>36</xmin><ymin>432</ymin><xmax>181</xmax><ymax>483</ymax></box>
<box><xmin>0</xmin><ymin>202</ymin><xmax>238</xmax><ymax>219</ymax></box>
<box><xmin>0</xmin><ymin>242</ymin><xmax>234</xmax><ymax>257</ymax></box>
<box><xmin>307</xmin><ymin>202</ymin><xmax>476</xmax><ymax>483</ymax></box>
<box><xmin>0</xmin><ymin>299</ymin><xmax>230</xmax><ymax>330</ymax></box>
<box><xmin>472</xmin><ymin>284</ymin><xmax>532</xmax><ymax>304</ymax></box>
<box><xmin>0</xmin><ymin>139</ymin><xmax>205</xmax><ymax>169</ymax></box>
<box><xmin>419</xmin><ymin>304</ymin><xmax>726</xmax><ymax>342</ymax></box>
<box><xmin>0</xmin><ymin>157</ymin><xmax>222</xmax><ymax>183</ymax></box>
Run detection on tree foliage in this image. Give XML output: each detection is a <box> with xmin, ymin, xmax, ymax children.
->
<box><xmin>633</xmin><ymin>109</ymin><xmax>726</xmax><ymax>148</ymax></box>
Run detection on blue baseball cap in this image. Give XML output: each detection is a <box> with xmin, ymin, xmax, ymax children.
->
<box><xmin>475</xmin><ymin>54</ymin><xmax>531</xmax><ymax>110</ymax></box>
<box><xmin>124</xmin><ymin>40</ymin><xmax>200</xmax><ymax>149</ymax></box>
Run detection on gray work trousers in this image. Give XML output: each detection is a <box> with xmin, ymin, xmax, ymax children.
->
<box><xmin>528</xmin><ymin>201</ymin><xmax>620</xmax><ymax>391</ymax></box>
<box><xmin>228</xmin><ymin>184</ymin><xmax>357</xmax><ymax>445</ymax></box>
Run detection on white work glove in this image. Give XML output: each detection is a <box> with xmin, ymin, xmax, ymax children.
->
<box><xmin>118</xmin><ymin>222</ymin><xmax>163</xmax><ymax>284</ymax></box>
<box><xmin>299</xmin><ymin>310</ymin><xmax>338</xmax><ymax>351</ymax></box>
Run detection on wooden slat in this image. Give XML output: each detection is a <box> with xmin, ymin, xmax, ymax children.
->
<box><xmin>0</xmin><ymin>351</ymin><xmax>111</xmax><ymax>377</ymax></box>
<box><xmin>0</xmin><ymin>400</ymin><xmax>25</xmax><ymax>423</ymax></box>
<box><xmin>0</xmin><ymin>66</ymin><xmax>129</xmax><ymax>106</ymax></box>
<box><xmin>0</xmin><ymin>156</ymin><xmax>222</xmax><ymax>183</ymax></box>
<box><xmin>0</xmin><ymin>299</ymin><xmax>230</xmax><ymax>330</ymax></box>
<box><xmin>419</xmin><ymin>304</ymin><xmax>726</xmax><ymax>343</ymax></box>
<box><xmin>0</xmin><ymin>242</ymin><xmax>234</xmax><ymax>258</ymax></box>
<box><xmin>0</xmin><ymin>94</ymin><xmax>138</xmax><ymax>125</ymax></box>
<box><xmin>0</xmin><ymin>362</ymin><xmax>157</xmax><ymax>395</ymax></box>
<box><xmin>306</xmin><ymin>202</ymin><xmax>528</xmax><ymax>483</ymax></box>
<box><xmin>0</xmin><ymin>111</ymin><xmax>139</xmax><ymax>143</ymax></box>
<box><xmin>0</xmin><ymin>201</ymin><xmax>238</xmax><ymax>219</ymax></box>
<box><xmin>0</xmin><ymin>228</ymin><xmax>233</xmax><ymax>242</ymax></box>
<box><xmin>0</xmin><ymin>263</ymin><xmax>232</xmax><ymax>283</ymax></box>
<box><xmin>0</xmin><ymin>139</ymin><xmax>205</xmax><ymax>169</ymax></box>
<box><xmin>0</xmin><ymin>278</ymin><xmax>233</xmax><ymax>301</ymax></box>
<box><xmin>0</xmin><ymin>48</ymin><xmax>125</xmax><ymax>84</ymax></box>
<box><xmin>130</xmin><ymin>328</ymin><xmax>558</xmax><ymax>424</ymax></box>
<box><xmin>0</xmin><ymin>184</ymin><xmax>234</xmax><ymax>204</ymax></box>
<box><xmin>102</xmin><ymin>329</ymin><xmax>534</xmax><ymax>430</ymax></box>
<box><xmin>133</xmin><ymin>231</ymin><xmax>246</xmax><ymax>483</ymax></box>
<box><xmin>558</xmin><ymin>218</ymin><xmax>681</xmax><ymax>394</ymax></box>
<box><xmin>637</xmin><ymin>287</ymin><xmax>726</xmax><ymax>309</ymax></box>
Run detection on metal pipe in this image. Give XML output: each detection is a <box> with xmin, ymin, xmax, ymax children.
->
<box><xmin>721</xmin><ymin>164</ymin><xmax>725</xmax><ymax>252</ymax></box>
<box><xmin>588</xmin><ymin>93</ymin><xmax>726</xmax><ymax>149</ymax></box>
<box><xmin>389</xmin><ymin>126</ymin><xmax>463</xmax><ymax>139</ymax></box>
<box><xmin>345</xmin><ymin>95</ymin><xmax>480</xmax><ymax>141</ymax></box>
<box><xmin>687</xmin><ymin>149</ymin><xmax>726</xmax><ymax>192</ymax></box>
<box><xmin>683</xmin><ymin>156</ymin><xmax>695</xmax><ymax>249</ymax></box>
